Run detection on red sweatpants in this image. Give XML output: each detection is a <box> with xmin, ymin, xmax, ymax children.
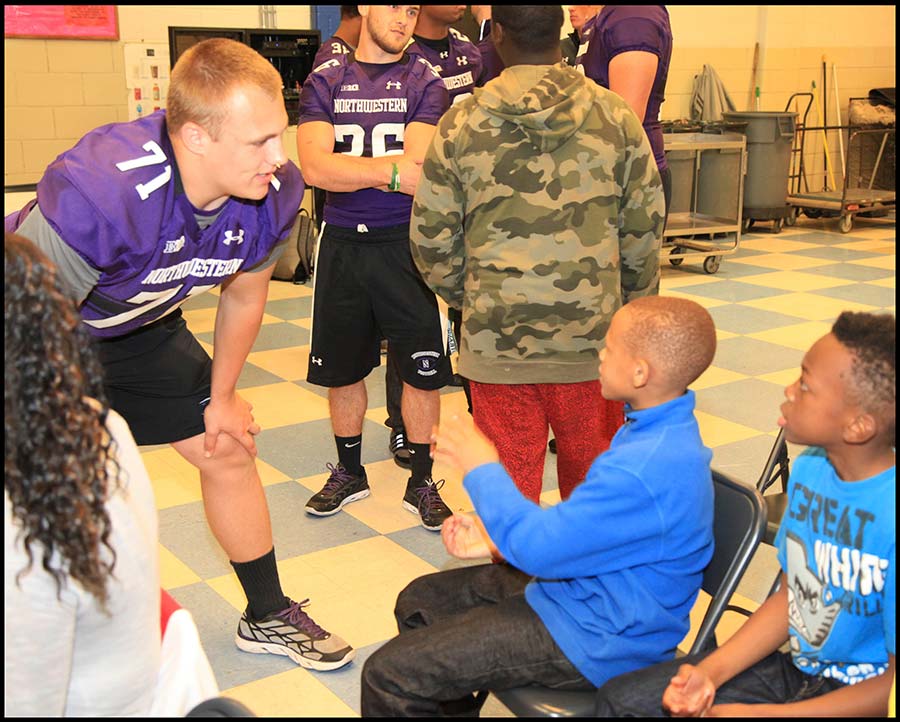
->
<box><xmin>470</xmin><ymin>380</ymin><xmax>625</xmax><ymax>503</ymax></box>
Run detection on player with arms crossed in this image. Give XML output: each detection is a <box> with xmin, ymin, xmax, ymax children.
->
<box><xmin>297</xmin><ymin>5</ymin><xmax>455</xmax><ymax>531</ymax></box>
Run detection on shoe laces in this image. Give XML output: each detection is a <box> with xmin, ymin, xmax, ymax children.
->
<box><xmin>323</xmin><ymin>462</ymin><xmax>357</xmax><ymax>493</ymax></box>
<box><xmin>275</xmin><ymin>599</ymin><xmax>327</xmax><ymax>638</ymax></box>
<box><xmin>414</xmin><ymin>478</ymin><xmax>447</xmax><ymax>515</ymax></box>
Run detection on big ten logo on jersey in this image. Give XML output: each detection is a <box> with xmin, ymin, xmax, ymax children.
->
<box><xmin>331</xmin><ymin>41</ymin><xmax>350</xmax><ymax>55</ymax></box>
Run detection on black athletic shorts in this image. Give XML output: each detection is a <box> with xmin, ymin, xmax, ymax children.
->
<box><xmin>94</xmin><ymin>309</ymin><xmax>212</xmax><ymax>445</ymax></box>
<box><xmin>307</xmin><ymin>222</ymin><xmax>452</xmax><ymax>389</ymax></box>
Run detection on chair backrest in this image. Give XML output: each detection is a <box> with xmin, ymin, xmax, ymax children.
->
<box><xmin>689</xmin><ymin>470</ymin><xmax>766</xmax><ymax>655</ymax></box>
<box><xmin>757</xmin><ymin>428</ymin><xmax>790</xmax><ymax>495</ymax></box>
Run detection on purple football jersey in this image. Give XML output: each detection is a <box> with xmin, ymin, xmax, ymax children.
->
<box><xmin>312</xmin><ymin>34</ymin><xmax>354</xmax><ymax>70</ymax></box>
<box><xmin>574</xmin><ymin>13</ymin><xmax>600</xmax><ymax>69</ymax></box>
<box><xmin>578</xmin><ymin>6</ymin><xmax>673</xmax><ymax>171</ymax></box>
<box><xmin>298</xmin><ymin>53</ymin><xmax>449</xmax><ymax>228</ymax></box>
<box><xmin>406</xmin><ymin>28</ymin><xmax>483</xmax><ymax>105</ymax></box>
<box><xmin>15</xmin><ymin>111</ymin><xmax>303</xmax><ymax>338</ymax></box>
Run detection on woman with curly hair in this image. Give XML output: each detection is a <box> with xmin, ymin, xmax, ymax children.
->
<box><xmin>4</xmin><ymin>231</ymin><xmax>161</xmax><ymax>715</ymax></box>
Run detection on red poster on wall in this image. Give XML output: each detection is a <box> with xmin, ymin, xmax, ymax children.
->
<box><xmin>4</xmin><ymin>5</ymin><xmax>119</xmax><ymax>40</ymax></box>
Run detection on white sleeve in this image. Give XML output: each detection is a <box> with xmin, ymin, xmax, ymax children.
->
<box><xmin>4</xmin><ymin>493</ymin><xmax>78</xmax><ymax>717</ymax></box>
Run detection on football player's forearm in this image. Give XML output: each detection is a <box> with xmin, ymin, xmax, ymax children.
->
<box><xmin>300</xmin><ymin>152</ymin><xmax>394</xmax><ymax>193</ymax></box>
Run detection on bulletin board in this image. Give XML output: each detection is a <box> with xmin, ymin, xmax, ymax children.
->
<box><xmin>124</xmin><ymin>43</ymin><xmax>171</xmax><ymax>121</ymax></box>
<box><xmin>4</xmin><ymin>5</ymin><xmax>119</xmax><ymax>40</ymax></box>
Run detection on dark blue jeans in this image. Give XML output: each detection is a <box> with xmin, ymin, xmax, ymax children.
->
<box><xmin>594</xmin><ymin>648</ymin><xmax>845</xmax><ymax>716</ymax></box>
<box><xmin>361</xmin><ymin>563</ymin><xmax>593</xmax><ymax>717</ymax></box>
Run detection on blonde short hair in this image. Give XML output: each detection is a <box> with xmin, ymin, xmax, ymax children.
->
<box><xmin>622</xmin><ymin>296</ymin><xmax>717</xmax><ymax>390</ymax></box>
<box><xmin>166</xmin><ymin>38</ymin><xmax>283</xmax><ymax>139</ymax></box>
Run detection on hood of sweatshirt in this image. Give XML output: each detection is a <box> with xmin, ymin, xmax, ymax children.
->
<box><xmin>472</xmin><ymin>62</ymin><xmax>594</xmax><ymax>154</ymax></box>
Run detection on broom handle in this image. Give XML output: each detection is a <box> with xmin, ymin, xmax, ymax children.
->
<box><xmin>832</xmin><ymin>62</ymin><xmax>846</xmax><ymax>182</ymax></box>
<box><xmin>812</xmin><ymin>80</ymin><xmax>837</xmax><ymax>191</ymax></box>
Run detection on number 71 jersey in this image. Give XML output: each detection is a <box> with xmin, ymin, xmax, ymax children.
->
<box><xmin>26</xmin><ymin>111</ymin><xmax>303</xmax><ymax>338</ymax></box>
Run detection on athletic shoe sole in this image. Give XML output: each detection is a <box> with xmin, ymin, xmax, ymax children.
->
<box><xmin>401</xmin><ymin>500</ymin><xmax>443</xmax><ymax>531</ymax></box>
<box><xmin>304</xmin><ymin>489</ymin><xmax>370</xmax><ymax>517</ymax></box>
<box><xmin>392</xmin><ymin>454</ymin><xmax>412</xmax><ymax>470</ymax></box>
<box><xmin>235</xmin><ymin>634</ymin><xmax>356</xmax><ymax>671</ymax></box>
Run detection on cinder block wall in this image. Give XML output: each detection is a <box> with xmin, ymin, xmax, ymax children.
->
<box><xmin>4</xmin><ymin>5</ymin><xmax>311</xmax><ymax>186</ymax></box>
<box><xmin>5</xmin><ymin>5</ymin><xmax>896</xmax><ymax>191</ymax></box>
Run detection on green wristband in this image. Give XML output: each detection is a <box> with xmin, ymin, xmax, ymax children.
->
<box><xmin>389</xmin><ymin>162</ymin><xmax>401</xmax><ymax>192</ymax></box>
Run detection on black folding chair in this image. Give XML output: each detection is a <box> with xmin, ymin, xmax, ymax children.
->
<box><xmin>490</xmin><ymin>470</ymin><xmax>766</xmax><ymax>717</ymax></box>
<box><xmin>186</xmin><ymin>697</ymin><xmax>256</xmax><ymax>717</ymax></box>
<box><xmin>756</xmin><ymin>428</ymin><xmax>791</xmax><ymax>546</ymax></box>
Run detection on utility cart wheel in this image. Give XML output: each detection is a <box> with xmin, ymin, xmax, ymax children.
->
<box><xmin>772</xmin><ymin>218</ymin><xmax>784</xmax><ymax>234</ymax></box>
<box><xmin>741</xmin><ymin>218</ymin><xmax>754</xmax><ymax>233</ymax></box>
<box><xmin>838</xmin><ymin>214</ymin><xmax>853</xmax><ymax>233</ymax></box>
<box><xmin>703</xmin><ymin>256</ymin><xmax>721</xmax><ymax>274</ymax></box>
<box><xmin>668</xmin><ymin>246</ymin><xmax>684</xmax><ymax>266</ymax></box>
<box><xmin>785</xmin><ymin>207</ymin><xmax>798</xmax><ymax>226</ymax></box>
<box><xmin>805</xmin><ymin>208</ymin><xmax>823</xmax><ymax>219</ymax></box>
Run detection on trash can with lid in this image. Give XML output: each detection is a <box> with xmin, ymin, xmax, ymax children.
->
<box><xmin>721</xmin><ymin>111</ymin><xmax>797</xmax><ymax>233</ymax></box>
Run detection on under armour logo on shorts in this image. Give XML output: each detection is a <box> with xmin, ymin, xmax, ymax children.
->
<box><xmin>311</xmin><ymin>356</ymin><xmax>323</xmax><ymax>366</ymax></box>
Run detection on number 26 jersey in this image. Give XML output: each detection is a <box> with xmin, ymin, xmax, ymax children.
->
<box><xmin>298</xmin><ymin>52</ymin><xmax>449</xmax><ymax>229</ymax></box>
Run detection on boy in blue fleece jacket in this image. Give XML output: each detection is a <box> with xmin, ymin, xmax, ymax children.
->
<box><xmin>595</xmin><ymin>311</ymin><xmax>895</xmax><ymax>717</ymax></box>
<box><xmin>360</xmin><ymin>296</ymin><xmax>718</xmax><ymax>716</ymax></box>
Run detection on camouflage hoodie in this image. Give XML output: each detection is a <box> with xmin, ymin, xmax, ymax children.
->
<box><xmin>411</xmin><ymin>62</ymin><xmax>663</xmax><ymax>384</ymax></box>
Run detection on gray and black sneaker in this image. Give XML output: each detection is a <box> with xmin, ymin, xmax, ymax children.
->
<box><xmin>389</xmin><ymin>426</ymin><xmax>412</xmax><ymax>469</ymax></box>
<box><xmin>402</xmin><ymin>477</ymin><xmax>453</xmax><ymax>531</ymax></box>
<box><xmin>305</xmin><ymin>463</ymin><xmax>369</xmax><ymax>516</ymax></box>
<box><xmin>235</xmin><ymin>598</ymin><xmax>355</xmax><ymax>671</ymax></box>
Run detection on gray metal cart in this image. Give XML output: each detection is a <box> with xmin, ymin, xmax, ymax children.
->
<box><xmin>663</xmin><ymin>132</ymin><xmax>746</xmax><ymax>274</ymax></box>
<box><xmin>786</xmin><ymin>97</ymin><xmax>896</xmax><ymax>233</ymax></box>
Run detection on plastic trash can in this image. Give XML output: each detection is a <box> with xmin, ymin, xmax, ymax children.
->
<box><xmin>722</xmin><ymin>111</ymin><xmax>797</xmax><ymax>232</ymax></box>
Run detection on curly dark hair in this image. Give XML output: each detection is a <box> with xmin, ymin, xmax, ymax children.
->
<box><xmin>5</xmin><ymin>232</ymin><xmax>119</xmax><ymax>606</ymax></box>
<box><xmin>832</xmin><ymin>310</ymin><xmax>895</xmax><ymax>441</ymax></box>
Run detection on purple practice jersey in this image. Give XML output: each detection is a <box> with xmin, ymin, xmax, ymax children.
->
<box><xmin>299</xmin><ymin>53</ymin><xmax>448</xmax><ymax>228</ymax></box>
<box><xmin>7</xmin><ymin>111</ymin><xmax>303</xmax><ymax>338</ymax></box>
<box><xmin>312</xmin><ymin>34</ymin><xmax>354</xmax><ymax>70</ymax></box>
<box><xmin>406</xmin><ymin>28</ymin><xmax>482</xmax><ymax>106</ymax></box>
<box><xmin>578</xmin><ymin>6</ymin><xmax>673</xmax><ymax>172</ymax></box>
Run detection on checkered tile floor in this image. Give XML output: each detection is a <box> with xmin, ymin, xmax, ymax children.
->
<box><xmin>157</xmin><ymin>214</ymin><xmax>894</xmax><ymax>717</ymax></box>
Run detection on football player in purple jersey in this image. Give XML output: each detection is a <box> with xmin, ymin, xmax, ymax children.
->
<box><xmin>312</xmin><ymin>5</ymin><xmax>362</xmax><ymax>69</ymax></box>
<box><xmin>406</xmin><ymin>5</ymin><xmax>483</xmax><ymax>105</ymax></box>
<box><xmin>470</xmin><ymin>5</ymin><xmax>505</xmax><ymax>84</ymax></box>
<box><xmin>296</xmin><ymin>5</ymin><xmax>455</xmax><ymax>531</ymax></box>
<box><xmin>4</xmin><ymin>39</ymin><xmax>355</xmax><ymax>672</ymax></box>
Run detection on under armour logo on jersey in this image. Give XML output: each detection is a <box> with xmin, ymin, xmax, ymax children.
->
<box><xmin>457</xmin><ymin>56</ymin><xmax>468</xmax><ymax>66</ymax></box>
<box><xmin>311</xmin><ymin>356</ymin><xmax>323</xmax><ymax>366</ymax></box>
<box><xmin>440</xmin><ymin>51</ymin><xmax>449</xmax><ymax>59</ymax></box>
<box><xmin>386</xmin><ymin>80</ymin><xmax>402</xmax><ymax>90</ymax></box>
<box><xmin>163</xmin><ymin>235</ymin><xmax>185</xmax><ymax>254</ymax></box>
<box><xmin>223</xmin><ymin>229</ymin><xmax>244</xmax><ymax>246</ymax></box>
